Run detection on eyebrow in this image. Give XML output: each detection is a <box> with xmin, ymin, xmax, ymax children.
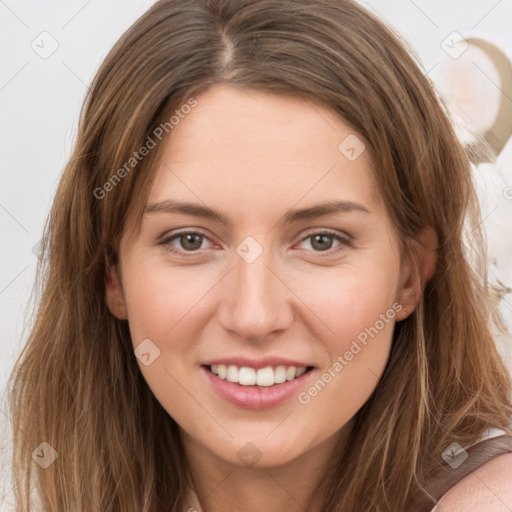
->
<box><xmin>144</xmin><ymin>199</ymin><xmax>371</xmax><ymax>229</ymax></box>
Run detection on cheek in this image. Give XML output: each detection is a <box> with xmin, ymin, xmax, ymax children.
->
<box><xmin>122</xmin><ymin>261</ymin><xmax>213</xmax><ymax>344</ymax></box>
<box><xmin>297</xmin><ymin>332</ymin><xmax>393</xmax><ymax>438</ymax></box>
<box><xmin>121</xmin><ymin>263</ymin><xmax>214</xmax><ymax>426</ymax></box>
<box><xmin>291</xmin><ymin>261</ymin><xmax>399</xmax><ymax>424</ymax></box>
<box><xmin>290</xmin><ymin>256</ymin><xmax>400</xmax><ymax>349</ymax></box>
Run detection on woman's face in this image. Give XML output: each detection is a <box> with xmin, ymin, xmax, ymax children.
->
<box><xmin>108</xmin><ymin>84</ymin><xmax>416</xmax><ymax>469</ymax></box>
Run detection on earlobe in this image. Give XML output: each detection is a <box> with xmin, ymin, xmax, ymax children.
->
<box><xmin>105</xmin><ymin>264</ymin><xmax>128</xmax><ymax>320</ymax></box>
<box><xmin>395</xmin><ymin>227</ymin><xmax>438</xmax><ymax>321</ymax></box>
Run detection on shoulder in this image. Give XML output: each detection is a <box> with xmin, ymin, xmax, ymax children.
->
<box><xmin>435</xmin><ymin>451</ymin><xmax>512</xmax><ymax>511</ymax></box>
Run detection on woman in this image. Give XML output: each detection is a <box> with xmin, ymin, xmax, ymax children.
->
<box><xmin>9</xmin><ymin>0</ymin><xmax>512</xmax><ymax>510</ymax></box>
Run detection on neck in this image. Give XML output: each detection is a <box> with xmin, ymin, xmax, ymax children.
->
<box><xmin>182</xmin><ymin>418</ymin><xmax>354</xmax><ymax>512</ymax></box>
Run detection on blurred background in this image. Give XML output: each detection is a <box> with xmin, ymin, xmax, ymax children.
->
<box><xmin>1</xmin><ymin>0</ymin><xmax>511</xmax><ymax>508</ymax></box>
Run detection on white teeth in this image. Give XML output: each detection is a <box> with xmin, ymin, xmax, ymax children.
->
<box><xmin>217</xmin><ymin>364</ymin><xmax>227</xmax><ymax>379</ymax></box>
<box><xmin>238</xmin><ymin>366</ymin><xmax>256</xmax><ymax>385</ymax></box>
<box><xmin>256</xmin><ymin>367</ymin><xmax>274</xmax><ymax>387</ymax></box>
<box><xmin>274</xmin><ymin>365</ymin><xmax>287</xmax><ymax>384</ymax></box>
<box><xmin>226</xmin><ymin>364</ymin><xmax>238</xmax><ymax>383</ymax></box>
<box><xmin>209</xmin><ymin>364</ymin><xmax>309</xmax><ymax>386</ymax></box>
<box><xmin>296</xmin><ymin>367</ymin><xmax>306</xmax><ymax>377</ymax></box>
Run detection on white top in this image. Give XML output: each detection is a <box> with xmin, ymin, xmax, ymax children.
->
<box><xmin>183</xmin><ymin>487</ymin><xmax>203</xmax><ymax>512</ymax></box>
<box><xmin>463</xmin><ymin>426</ymin><xmax>507</xmax><ymax>449</ymax></box>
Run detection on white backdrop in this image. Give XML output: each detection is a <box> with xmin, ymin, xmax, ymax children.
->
<box><xmin>1</xmin><ymin>1</ymin><xmax>512</xmax><ymax>508</ymax></box>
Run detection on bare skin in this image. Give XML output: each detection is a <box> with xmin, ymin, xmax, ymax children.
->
<box><xmin>435</xmin><ymin>452</ymin><xmax>512</xmax><ymax>511</ymax></box>
<box><xmin>106</xmin><ymin>84</ymin><xmax>436</xmax><ymax>512</ymax></box>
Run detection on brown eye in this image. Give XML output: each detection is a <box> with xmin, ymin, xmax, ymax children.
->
<box><xmin>160</xmin><ymin>230</ymin><xmax>213</xmax><ymax>255</ymax></box>
<box><xmin>310</xmin><ymin>234</ymin><xmax>334</xmax><ymax>251</ymax></box>
<box><xmin>178</xmin><ymin>233</ymin><xmax>204</xmax><ymax>251</ymax></box>
<box><xmin>297</xmin><ymin>230</ymin><xmax>352</xmax><ymax>255</ymax></box>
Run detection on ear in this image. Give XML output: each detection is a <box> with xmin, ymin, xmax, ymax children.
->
<box><xmin>105</xmin><ymin>263</ymin><xmax>128</xmax><ymax>320</ymax></box>
<box><xmin>394</xmin><ymin>227</ymin><xmax>438</xmax><ymax>321</ymax></box>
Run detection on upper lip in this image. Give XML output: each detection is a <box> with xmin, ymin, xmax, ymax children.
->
<box><xmin>202</xmin><ymin>357</ymin><xmax>314</xmax><ymax>370</ymax></box>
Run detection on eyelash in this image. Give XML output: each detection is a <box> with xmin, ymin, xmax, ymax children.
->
<box><xmin>159</xmin><ymin>229</ymin><xmax>353</xmax><ymax>258</ymax></box>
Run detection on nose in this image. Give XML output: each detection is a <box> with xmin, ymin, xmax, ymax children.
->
<box><xmin>217</xmin><ymin>241</ymin><xmax>294</xmax><ymax>342</ymax></box>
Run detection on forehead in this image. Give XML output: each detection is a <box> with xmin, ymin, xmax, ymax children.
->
<box><xmin>148</xmin><ymin>84</ymin><xmax>383</xmax><ymax>224</ymax></box>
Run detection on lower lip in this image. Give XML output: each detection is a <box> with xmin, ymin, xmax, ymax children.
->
<box><xmin>201</xmin><ymin>366</ymin><xmax>314</xmax><ymax>410</ymax></box>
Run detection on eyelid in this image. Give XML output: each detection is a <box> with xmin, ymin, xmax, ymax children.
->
<box><xmin>159</xmin><ymin>227</ymin><xmax>353</xmax><ymax>256</ymax></box>
<box><xmin>295</xmin><ymin>228</ymin><xmax>353</xmax><ymax>252</ymax></box>
<box><xmin>159</xmin><ymin>228</ymin><xmax>217</xmax><ymax>254</ymax></box>
<box><xmin>298</xmin><ymin>227</ymin><xmax>352</xmax><ymax>242</ymax></box>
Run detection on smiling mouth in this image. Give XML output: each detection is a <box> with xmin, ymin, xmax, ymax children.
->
<box><xmin>203</xmin><ymin>364</ymin><xmax>314</xmax><ymax>387</ymax></box>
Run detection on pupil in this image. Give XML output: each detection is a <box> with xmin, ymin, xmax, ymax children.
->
<box><xmin>182</xmin><ymin>233</ymin><xmax>202</xmax><ymax>250</ymax></box>
<box><xmin>312</xmin><ymin>234</ymin><xmax>332</xmax><ymax>251</ymax></box>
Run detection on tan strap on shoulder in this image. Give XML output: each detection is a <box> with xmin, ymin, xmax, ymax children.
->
<box><xmin>413</xmin><ymin>434</ymin><xmax>512</xmax><ymax>511</ymax></box>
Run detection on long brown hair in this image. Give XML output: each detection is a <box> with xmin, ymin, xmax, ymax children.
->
<box><xmin>9</xmin><ymin>0</ymin><xmax>512</xmax><ymax>510</ymax></box>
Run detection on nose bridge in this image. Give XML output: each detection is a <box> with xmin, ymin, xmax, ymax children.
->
<box><xmin>219</xmin><ymin>237</ymin><xmax>291</xmax><ymax>339</ymax></box>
